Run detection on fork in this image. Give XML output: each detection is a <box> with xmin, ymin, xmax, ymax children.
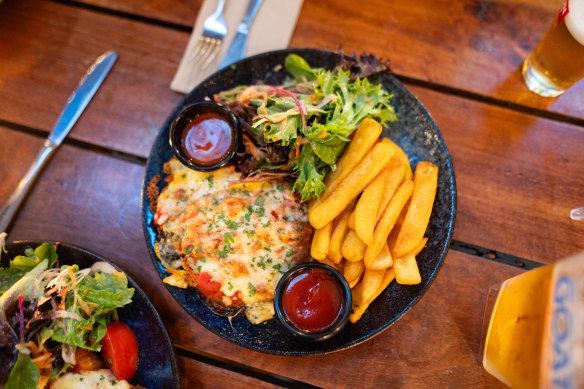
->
<box><xmin>189</xmin><ymin>0</ymin><xmax>228</xmax><ymax>67</ymax></box>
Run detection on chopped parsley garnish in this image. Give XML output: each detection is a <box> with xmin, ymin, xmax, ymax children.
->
<box><xmin>228</xmin><ymin>282</ymin><xmax>233</xmax><ymax>291</ymax></box>
<box><xmin>216</xmin><ymin>249</ymin><xmax>229</xmax><ymax>258</ymax></box>
<box><xmin>197</xmin><ymin>266</ymin><xmax>202</xmax><ymax>272</ymax></box>
<box><xmin>204</xmin><ymin>175</ymin><xmax>214</xmax><ymax>189</ymax></box>
<box><xmin>264</xmin><ymin>247</ymin><xmax>272</xmax><ymax>252</ymax></box>
<box><xmin>195</xmin><ymin>246</ymin><xmax>203</xmax><ymax>253</ymax></box>
<box><xmin>256</xmin><ymin>196</ymin><xmax>264</xmax><ymax>205</ymax></box>
<box><xmin>199</xmin><ymin>258</ymin><xmax>206</xmax><ymax>262</ymax></box>
<box><xmin>262</xmin><ymin>221</ymin><xmax>271</xmax><ymax>228</ymax></box>
<box><xmin>184</xmin><ymin>247</ymin><xmax>193</xmax><ymax>255</ymax></box>
<box><xmin>230</xmin><ymin>188</ymin><xmax>236</xmax><ymax>195</ymax></box>
<box><xmin>256</xmin><ymin>207</ymin><xmax>265</xmax><ymax>217</ymax></box>
<box><xmin>212</xmin><ymin>198</ymin><xmax>220</xmax><ymax>206</ymax></box>
<box><xmin>226</xmin><ymin>220</ymin><xmax>239</xmax><ymax>229</ymax></box>
<box><xmin>276</xmin><ymin>184</ymin><xmax>283</xmax><ymax>192</ymax></box>
<box><xmin>286</xmin><ymin>248</ymin><xmax>294</xmax><ymax>258</ymax></box>
<box><xmin>248</xmin><ymin>283</ymin><xmax>256</xmax><ymax>296</ymax></box>
<box><xmin>224</xmin><ymin>232</ymin><xmax>235</xmax><ymax>244</ymax></box>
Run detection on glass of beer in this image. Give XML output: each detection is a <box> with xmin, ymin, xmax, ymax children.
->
<box><xmin>522</xmin><ymin>0</ymin><xmax>584</xmax><ymax>97</ymax></box>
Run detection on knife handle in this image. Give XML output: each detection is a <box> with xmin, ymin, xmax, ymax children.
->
<box><xmin>0</xmin><ymin>140</ymin><xmax>57</xmax><ymax>233</ymax></box>
<box><xmin>240</xmin><ymin>0</ymin><xmax>263</xmax><ymax>29</ymax></box>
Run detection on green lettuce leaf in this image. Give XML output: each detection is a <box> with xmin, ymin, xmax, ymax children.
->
<box><xmin>291</xmin><ymin>145</ymin><xmax>328</xmax><ymax>202</ymax></box>
<box><xmin>284</xmin><ymin>54</ymin><xmax>316</xmax><ymax>82</ymax></box>
<box><xmin>9</xmin><ymin>243</ymin><xmax>58</xmax><ymax>272</ymax></box>
<box><xmin>0</xmin><ymin>267</ymin><xmax>24</xmax><ymax>296</ymax></box>
<box><xmin>6</xmin><ymin>353</ymin><xmax>39</xmax><ymax>389</ymax></box>
<box><xmin>79</xmin><ymin>272</ymin><xmax>134</xmax><ymax>308</ymax></box>
<box><xmin>47</xmin><ymin>268</ymin><xmax>134</xmax><ymax>351</ymax></box>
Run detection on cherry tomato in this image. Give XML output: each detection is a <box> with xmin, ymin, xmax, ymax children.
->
<box><xmin>73</xmin><ymin>348</ymin><xmax>104</xmax><ymax>373</ymax></box>
<box><xmin>197</xmin><ymin>271</ymin><xmax>221</xmax><ymax>295</ymax></box>
<box><xmin>101</xmin><ymin>321</ymin><xmax>138</xmax><ymax>381</ymax></box>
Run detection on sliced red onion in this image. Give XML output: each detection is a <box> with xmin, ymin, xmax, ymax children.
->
<box><xmin>268</xmin><ymin>88</ymin><xmax>307</xmax><ymax>130</ymax></box>
<box><xmin>51</xmin><ymin>310</ymin><xmax>83</xmax><ymax>322</ymax></box>
<box><xmin>18</xmin><ymin>295</ymin><xmax>24</xmax><ymax>343</ymax></box>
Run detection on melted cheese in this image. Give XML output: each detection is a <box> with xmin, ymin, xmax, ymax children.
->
<box><xmin>51</xmin><ymin>370</ymin><xmax>131</xmax><ymax>389</ymax></box>
<box><xmin>155</xmin><ymin>160</ymin><xmax>312</xmax><ymax>323</ymax></box>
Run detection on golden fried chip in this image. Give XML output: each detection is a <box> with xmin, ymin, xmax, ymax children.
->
<box><xmin>311</xmin><ymin>222</ymin><xmax>333</xmax><ymax>260</ymax></box>
<box><xmin>390</xmin><ymin>162</ymin><xmax>438</xmax><ymax>258</ymax></box>
<box><xmin>364</xmin><ymin>180</ymin><xmax>414</xmax><ymax>268</ymax></box>
<box><xmin>309</xmin><ymin>142</ymin><xmax>396</xmax><ymax>229</ymax></box>
<box><xmin>341</xmin><ymin>230</ymin><xmax>367</xmax><ymax>262</ymax></box>
<box><xmin>355</xmin><ymin>170</ymin><xmax>387</xmax><ymax>245</ymax></box>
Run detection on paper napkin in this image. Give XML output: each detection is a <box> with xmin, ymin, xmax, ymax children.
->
<box><xmin>170</xmin><ymin>0</ymin><xmax>304</xmax><ymax>94</ymax></box>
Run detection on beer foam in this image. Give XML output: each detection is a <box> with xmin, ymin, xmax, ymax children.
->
<box><xmin>565</xmin><ymin>0</ymin><xmax>584</xmax><ymax>45</ymax></box>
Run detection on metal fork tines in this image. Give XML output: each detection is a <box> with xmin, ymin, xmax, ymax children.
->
<box><xmin>189</xmin><ymin>0</ymin><xmax>228</xmax><ymax>67</ymax></box>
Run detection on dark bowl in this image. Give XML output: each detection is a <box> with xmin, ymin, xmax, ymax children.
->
<box><xmin>274</xmin><ymin>262</ymin><xmax>352</xmax><ymax>342</ymax></box>
<box><xmin>142</xmin><ymin>48</ymin><xmax>457</xmax><ymax>355</ymax></box>
<box><xmin>2</xmin><ymin>241</ymin><xmax>180</xmax><ymax>389</ymax></box>
<box><xmin>169</xmin><ymin>101</ymin><xmax>241</xmax><ymax>172</ymax></box>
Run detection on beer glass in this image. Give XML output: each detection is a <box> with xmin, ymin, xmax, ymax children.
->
<box><xmin>522</xmin><ymin>0</ymin><xmax>584</xmax><ymax>97</ymax></box>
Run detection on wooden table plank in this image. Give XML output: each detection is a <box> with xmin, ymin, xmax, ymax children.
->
<box><xmin>0</xmin><ymin>0</ymin><xmax>185</xmax><ymax>158</ymax></box>
<box><xmin>166</xmin><ymin>250</ymin><xmax>519</xmax><ymax>388</ymax></box>
<box><xmin>70</xmin><ymin>0</ymin><xmax>584</xmax><ymax>119</ymax></box>
<box><xmin>0</xmin><ymin>126</ymin><xmax>528</xmax><ymax>387</ymax></box>
<box><xmin>63</xmin><ymin>0</ymin><xmax>202</xmax><ymax>28</ymax></box>
<box><xmin>177</xmin><ymin>356</ymin><xmax>281</xmax><ymax>389</ymax></box>
<box><xmin>1</xmin><ymin>2</ymin><xmax>583</xmax><ymax>264</ymax></box>
<box><xmin>407</xmin><ymin>85</ymin><xmax>584</xmax><ymax>262</ymax></box>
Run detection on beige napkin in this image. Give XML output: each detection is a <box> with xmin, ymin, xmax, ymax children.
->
<box><xmin>171</xmin><ymin>0</ymin><xmax>304</xmax><ymax>94</ymax></box>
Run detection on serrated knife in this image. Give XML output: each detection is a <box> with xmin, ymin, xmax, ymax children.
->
<box><xmin>0</xmin><ymin>51</ymin><xmax>117</xmax><ymax>233</ymax></box>
<box><xmin>218</xmin><ymin>0</ymin><xmax>263</xmax><ymax>69</ymax></box>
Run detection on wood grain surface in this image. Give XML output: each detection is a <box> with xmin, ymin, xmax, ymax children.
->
<box><xmin>177</xmin><ymin>356</ymin><xmax>282</xmax><ymax>389</ymax></box>
<box><xmin>0</xmin><ymin>0</ymin><xmax>185</xmax><ymax>157</ymax></box>
<box><xmin>2</xmin><ymin>0</ymin><xmax>584</xmax><ymax>386</ymax></box>
<box><xmin>0</xmin><ymin>126</ymin><xmax>533</xmax><ymax>387</ymax></box>
<box><xmin>68</xmin><ymin>0</ymin><xmax>584</xmax><ymax>119</ymax></box>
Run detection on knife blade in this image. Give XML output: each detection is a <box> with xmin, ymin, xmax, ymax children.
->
<box><xmin>218</xmin><ymin>0</ymin><xmax>263</xmax><ymax>69</ymax></box>
<box><xmin>0</xmin><ymin>51</ymin><xmax>117</xmax><ymax>233</ymax></box>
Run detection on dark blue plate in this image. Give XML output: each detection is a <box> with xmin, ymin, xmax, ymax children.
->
<box><xmin>2</xmin><ymin>241</ymin><xmax>180</xmax><ymax>389</ymax></box>
<box><xmin>141</xmin><ymin>48</ymin><xmax>456</xmax><ymax>355</ymax></box>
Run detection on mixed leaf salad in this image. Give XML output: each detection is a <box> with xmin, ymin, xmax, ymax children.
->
<box><xmin>215</xmin><ymin>53</ymin><xmax>397</xmax><ymax>202</ymax></box>
<box><xmin>0</xmin><ymin>238</ymin><xmax>137</xmax><ymax>388</ymax></box>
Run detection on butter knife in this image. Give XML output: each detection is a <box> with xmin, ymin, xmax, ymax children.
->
<box><xmin>218</xmin><ymin>0</ymin><xmax>263</xmax><ymax>69</ymax></box>
<box><xmin>0</xmin><ymin>51</ymin><xmax>117</xmax><ymax>233</ymax></box>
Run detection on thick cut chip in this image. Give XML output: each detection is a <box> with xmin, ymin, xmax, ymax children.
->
<box><xmin>367</xmin><ymin>242</ymin><xmax>393</xmax><ymax>270</ymax></box>
<box><xmin>341</xmin><ymin>230</ymin><xmax>367</xmax><ymax>262</ymax></box>
<box><xmin>348</xmin><ymin>211</ymin><xmax>356</xmax><ymax>230</ymax></box>
<box><xmin>393</xmin><ymin>237</ymin><xmax>427</xmax><ymax>285</ymax></box>
<box><xmin>375</xmin><ymin>160</ymin><xmax>406</xmax><ymax>222</ymax></box>
<box><xmin>309</xmin><ymin>142</ymin><xmax>396</xmax><ymax>229</ymax></box>
<box><xmin>309</xmin><ymin>118</ymin><xmax>383</xmax><ymax>211</ymax></box>
<box><xmin>329</xmin><ymin>211</ymin><xmax>350</xmax><ymax>264</ymax></box>
<box><xmin>364</xmin><ymin>180</ymin><xmax>414</xmax><ymax>268</ymax></box>
<box><xmin>393</xmin><ymin>254</ymin><xmax>421</xmax><ymax>285</ymax></box>
<box><xmin>344</xmin><ymin>260</ymin><xmax>364</xmax><ymax>289</ymax></box>
<box><xmin>381</xmin><ymin>138</ymin><xmax>413</xmax><ymax>181</ymax></box>
<box><xmin>389</xmin><ymin>162</ymin><xmax>438</xmax><ymax>258</ymax></box>
<box><xmin>349</xmin><ymin>268</ymin><xmax>396</xmax><ymax>323</ymax></box>
<box><xmin>354</xmin><ymin>170</ymin><xmax>387</xmax><ymax>245</ymax></box>
<box><xmin>311</xmin><ymin>222</ymin><xmax>333</xmax><ymax>260</ymax></box>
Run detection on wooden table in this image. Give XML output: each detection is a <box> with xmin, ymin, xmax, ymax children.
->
<box><xmin>1</xmin><ymin>0</ymin><xmax>583</xmax><ymax>387</ymax></box>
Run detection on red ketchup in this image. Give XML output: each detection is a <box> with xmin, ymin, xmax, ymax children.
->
<box><xmin>181</xmin><ymin>113</ymin><xmax>233</xmax><ymax>166</ymax></box>
<box><xmin>281</xmin><ymin>268</ymin><xmax>343</xmax><ymax>333</ymax></box>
